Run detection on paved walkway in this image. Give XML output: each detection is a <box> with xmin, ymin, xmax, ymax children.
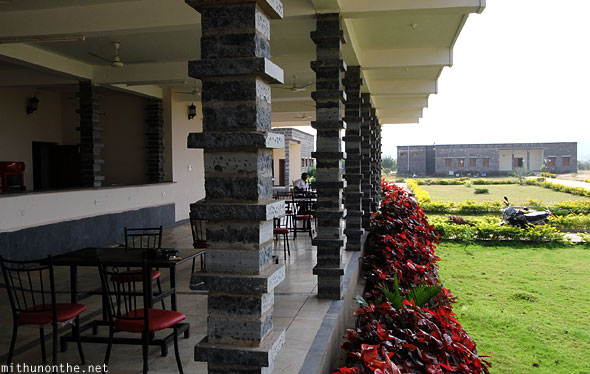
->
<box><xmin>545</xmin><ymin>177</ymin><xmax>590</xmax><ymax>190</ymax></box>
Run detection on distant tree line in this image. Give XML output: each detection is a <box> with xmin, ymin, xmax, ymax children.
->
<box><xmin>579</xmin><ymin>160</ymin><xmax>590</xmax><ymax>170</ymax></box>
<box><xmin>382</xmin><ymin>156</ymin><xmax>397</xmax><ymax>171</ymax></box>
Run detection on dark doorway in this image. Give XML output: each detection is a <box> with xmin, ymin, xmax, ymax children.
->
<box><xmin>33</xmin><ymin>142</ymin><xmax>81</xmax><ymax>191</ymax></box>
<box><xmin>513</xmin><ymin>157</ymin><xmax>524</xmax><ymax>169</ymax></box>
<box><xmin>278</xmin><ymin>159</ymin><xmax>286</xmax><ymax>186</ymax></box>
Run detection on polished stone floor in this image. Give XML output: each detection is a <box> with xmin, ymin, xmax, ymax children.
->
<box><xmin>0</xmin><ymin>222</ymin><xmax>354</xmax><ymax>373</ymax></box>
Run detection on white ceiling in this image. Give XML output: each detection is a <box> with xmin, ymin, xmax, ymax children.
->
<box><xmin>0</xmin><ymin>0</ymin><xmax>485</xmax><ymax>125</ymax></box>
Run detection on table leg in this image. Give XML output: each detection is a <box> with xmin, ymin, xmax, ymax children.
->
<box><xmin>62</xmin><ymin>265</ymin><xmax>78</xmax><ymax>352</ymax></box>
<box><xmin>170</xmin><ymin>266</ymin><xmax>177</xmax><ymax>311</ymax></box>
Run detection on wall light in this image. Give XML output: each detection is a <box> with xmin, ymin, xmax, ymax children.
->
<box><xmin>26</xmin><ymin>95</ymin><xmax>39</xmax><ymax>114</ymax></box>
<box><xmin>188</xmin><ymin>103</ymin><xmax>197</xmax><ymax>120</ymax></box>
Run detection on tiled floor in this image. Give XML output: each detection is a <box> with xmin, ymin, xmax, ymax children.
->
<box><xmin>0</xmin><ymin>223</ymin><xmax>353</xmax><ymax>373</ymax></box>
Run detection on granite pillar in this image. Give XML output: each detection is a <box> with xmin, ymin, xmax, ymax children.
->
<box><xmin>360</xmin><ymin>93</ymin><xmax>373</xmax><ymax>229</ymax></box>
<box><xmin>310</xmin><ymin>13</ymin><xmax>346</xmax><ymax>299</ymax></box>
<box><xmin>343</xmin><ymin>66</ymin><xmax>364</xmax><ymax>251</ymax></box>
<box><xmin>186</xmin><ymin>1</ymin><xmax>286</xmax><ymax>372</ymax></box>
<box><xmin>146</xmin><ymin>99</ymin><xmax>165</xmax><ymax>183</ymax></box>
<box><xmin>370</xmin><ymin>107</ymin><xmax>379</xmax><ymax>211</ymax></box>
<box><xmin>78</xmin><ymin>80</ymin><xmax>104</xmax><ymax>188</ymax></box>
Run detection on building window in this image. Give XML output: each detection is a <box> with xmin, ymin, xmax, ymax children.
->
<box><xmin>400</xmin><ymin>152</ymin><xmax>407</xmax><ymax>157</ymax></box>
<box><xmin>412</xmin><ymin>151</ymin><xmax>420</xmax><ymax>157</ymax></box>
<box><xmin>457</xmin><ymin>159</ymin><xmax>465</xmax><ymax>168</ymax></box>
<box><xmin>469</xmin><ymin>158</ymin><xmax>476</xmax><ymax>167</ymax></box>
<box><xmin>445</xmin><ymin>158</ymin><xmax>452</xmax><ymax>167</ymax></box>
<box><xmin>482</xmin><ymin>158</ymin><xmax>490</xmax><ymax>167</ymax></box>
<box><xmin>547</xmin><ymin>157</ymin><xmax>556</xmax><ymax>167</ymax></box>
<box><xmin>563</xmin><ymin>157</ymin><xmax>570</xmax><ymax>167</ymax></box>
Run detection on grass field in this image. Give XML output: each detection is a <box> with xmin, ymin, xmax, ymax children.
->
<box><xmin>421</xmin><ymin>184</ymin><xmax>590</xmax><ymax>205</ymax></box>
<box><xmin>437</xmin><ymin>242</ymin><xmax>590</xmax><ymax>374</ymax></box>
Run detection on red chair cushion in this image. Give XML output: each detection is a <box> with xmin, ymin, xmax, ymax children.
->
<box><xmin>111</xmin><ymin>269</ymin><xmax>161</xmax><ymax>282</ymax></box>
<box><xmin>114</xmin><ymin>308</ymin><xmax>186</xmax><ymax>333</ymax></box>
<box><xmin>295</xmin><ymin>215</ymin><xmax>313</xmax><ymax>220</ymax></box>
<box><xmin>18</xmin><ymin>303</ymin><xmax>86</xmax><ymax>325</ymax></box>
<box><xmin>274</xmin><ymin>228</ymin><xmax>290</xmax><ymax>234</ymax></box>
<box><xmin>193</xmin><ymin>241</ymin><xmax>208</xmax><ymax>249</ymax></box>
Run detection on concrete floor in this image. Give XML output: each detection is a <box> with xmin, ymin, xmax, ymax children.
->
<box><xmin>0</xmin><ymin>222</ymin><xmax>354</xmax><ymax>373</ymax></box>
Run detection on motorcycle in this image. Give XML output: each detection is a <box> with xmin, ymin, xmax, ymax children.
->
<box><xmin>500</xmin><ymin>196</ymin><xmax>551</xmax><ymax>228</ymax></box>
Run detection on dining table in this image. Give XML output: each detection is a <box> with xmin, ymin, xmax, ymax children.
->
<box><xmin>50</xmin><ymin>246</ymin><xmax>204</xmax><ymax>357</ymax></box>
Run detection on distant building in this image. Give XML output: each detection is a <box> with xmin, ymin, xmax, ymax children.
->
<box><xmin>397</xmin><ymin>142</ymin><xmax>577</xmax><ymax>176</ymax></box>
<box><xmin>271</xmin><ymin>128</ymin><xmax>315</xmax><ymax>186</ymax></box>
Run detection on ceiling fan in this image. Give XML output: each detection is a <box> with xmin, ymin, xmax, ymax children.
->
<box><xmin>276</xmin><ymin>74</ymin><xmax>314</xmax><ymax>92</ymax></box>
<box><xmin>88</xmin><ymin>41</ymin><xmax>154</xmax><ymax>68</ymax></box>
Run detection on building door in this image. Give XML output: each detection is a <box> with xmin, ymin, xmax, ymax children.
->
<box><xmin>513</xmin><ymin>157</ymin><xmax>524</xmax><ymax>169</ymax></box>
<box><xmin>278</xmin><ymin>159</ymin><xmax>285</xmax><ymax>186</ymax></box>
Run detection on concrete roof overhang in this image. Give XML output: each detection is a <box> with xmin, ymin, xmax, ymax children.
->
<box><xmin>0</xmin><ymin>0</ymin><xmax>484</xmax><ymax>125</ymax></box>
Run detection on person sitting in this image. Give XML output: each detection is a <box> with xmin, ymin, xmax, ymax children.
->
<box><xmin>294</xmin><ymin>173</ymin><xmax>309</xmax><ymax>192</ymax></box>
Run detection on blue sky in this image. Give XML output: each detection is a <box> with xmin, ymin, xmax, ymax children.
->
<box><xmin>381</xmin><ymin>0</ymin><xmax>590</xmax><ymax>161</ymax></box>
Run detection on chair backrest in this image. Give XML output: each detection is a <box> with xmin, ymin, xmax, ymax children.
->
<box><xmin>0</xmin><ymin>256</ymin><xmax>57</xmax><ymax>318</ymax></box>
<box><xmin>189</xmin><ymin>212</ymin><xmax>207</xmax><ymax>249</ymax></box>
<box><xmin>292</xmin><ymin>194</ymin><xmax>314</xmax><ymax>215</ymax></box>
<box><xmin>97</xmin><ymin>260</ymin><xmax>151</xmax><ymax>332</ymax></box>
<box><xmin>124</xmin><ymin>226</ymin><xmax>163</xmax><ymax>250</ymax></box>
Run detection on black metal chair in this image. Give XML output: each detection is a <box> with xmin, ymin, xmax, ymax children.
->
<box><xmin>292</xmin><ymin>195</ymin><xmax>315</xmax><ymax>238</ymax></box>
<box><xmin>123</xmin><ymin>226</ymin><xmax>165</xmax><ymax>309</ymax></box>
<box><xmin>97</xmin><ymin>260</ymin><xmax>185</xmax><ymax>374</ymax></box>
<box><xmin>189</xmin><ymin>212</ymin><xmax>207</xmax><ymax>274</ymax></box>
<box><xmin>0</xmin><ymin>256</ymin><xmax>86</xmax><ymax>365</ymax></box>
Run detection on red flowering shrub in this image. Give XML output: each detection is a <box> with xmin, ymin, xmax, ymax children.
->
<box><xmin>333</xmin><ymin>181</ymin><xmax>490</xmax><ymax>374</ymax></box>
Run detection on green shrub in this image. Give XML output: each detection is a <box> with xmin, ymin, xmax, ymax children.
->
<box><xmin>474</xmin><ymin>188</ymin><xmax>489</xmax><ymax>194</ymax></box>
<box><xmin>548</xmin><ymin>214</ymin><xmax>590</xmax><ymax>230</ymax></box>
<box><xmin>430</xmin><ymin>217</ymin><xmax>566</xmax><ymax>242</ymax></box>
<box><xmin>551</xmin><ymin>201</ymin><xmax>590</xmax><ymax>215</ymax></box>
<box><xmin>395</xmin><ymin>178</ymin><xmax>406</xmax><ymax>183</ymax></box>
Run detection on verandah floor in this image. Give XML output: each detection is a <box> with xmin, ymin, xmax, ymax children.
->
<box><xmin>0</xmin><ymin>222</ymin><xmax>356</xmax><ymax>373</ymax></box>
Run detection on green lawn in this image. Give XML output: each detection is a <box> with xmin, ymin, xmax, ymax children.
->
<box><xmin>437</xmin><ymin>242</ymin><xmax>590</xmax><ymax>374</ymax></box>
<box><xmin>421</xmin><ymin>184</ymin><xmax>590</xmax><ymax>205</ymax></box>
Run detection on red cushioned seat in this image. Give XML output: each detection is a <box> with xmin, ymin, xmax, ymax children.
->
<box><xmin>274</xmin><ymin>228</ymin><xmax>290</xmax><ymax>234</ymax></box>
<box><xmin>194</xmin><ymin>241</ymin><xmax>208</xmax><ymax>249</ymax></box>
<box><xmin>295</xmin><ymin>215</ymin><xmax>313</xmax><ymax>220</ymax></box>
<box><xmin>114</xmin><ymin>308</ymin><xmax>186</xmax><ymax>333</ymax></box>
<box><xmin>111</xmin><ymin>269</ymin><xmax>161</xmax><ymax>283</ymax></box>
<box><xmin>18</xmin><ymin>303</ymin><xmax>87</xmax><ymax>326</ymax></box>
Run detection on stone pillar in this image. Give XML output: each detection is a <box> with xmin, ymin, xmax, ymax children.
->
<box><xmin>186</xmin><ymin>1</ymin><xmax>286</xmax><ymax>372</ymax></box>
<box><xmin>78</xmin><ymin>80</ymin><xmax>104</xmax><ymax>188</ymax></box>
<box><xmin>343</xmin><ymin>66</ymin><xmax>364</xmax><ymax>251</ymax></box>
<box><xmin>360</xmin><ymin>93</ymin><xmax>373</xmax><ymax>229</ymax></box>
<box><xmin>284</xmin><ymin>140</ymin><xmax>291</xmax><ymax>187</ymax></box>
<box><xmin>370</xmin><ymin>107</ymin><xmax>379</xmax><ymax>211</ymax></box>
<box><xmin>310</xmin><ymin>13</ymin><xmax>346</xmax><ymax>299</ymax></box>
<box><xmin>376</xmin><ymin>121</ymin><xmax>382</xmax><ymax>194</ymax></box>
<box><xmin>146</xmin><ymin>99</ymin><xmax>165</xmax><ymax>183</ymax></box>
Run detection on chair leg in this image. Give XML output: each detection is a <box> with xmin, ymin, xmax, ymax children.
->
<box><xmin>52</xmin><ymin>321</ymin><xmax>58</xmax><ymax>365</ymax></box>
<box><xmin>75</xmin><ymin>316</ymin><xmax>86</xmax><ymax>364</ymax></box>
<box><xmin>40</xmin><ymin>327</ymin><xmax>47</xmax><ymax>364</ymax></box>
<box><xmin>156</xmin><ymin>278</ymin><xmax>166</xmax><ymax>309</ymax></box>
<box><xmin>7</xmin><ymin>323</ymin><xmax>17</xmax><ymax>366</ymax></box>
<box><xmin>142</xmin><ymin>332</ymin><xmax>149</xmax><ymax>374</ymax></box>
<box><xmin>104</xmin><ymin>326</ymin><xmax>114</xmax><ymax>366</ymax></box>
<box><xmin>173</xmin><ymin>325</ymin><xmax>184</xmax><ymax>374</ymax></box>
<box><xmin>286</xmin><ymin>232</ymin><xmax>290</xmax><ymax>257</ymax></box>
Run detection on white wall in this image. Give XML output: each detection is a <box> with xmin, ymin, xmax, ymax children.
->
<box><xmin>0</xmin><ymin>183</ymin><xmax>175</xmax><ymax>233</ymax></box>
<box><xmin>0</xmin><ymin>88</ymin><xmax>64</xmax><ymax>190</ymax></box>
<box><xmin>166</xmin><ymin>89</ymin><xmax>205</xmax><ymax>221</ymax></box>
<box><xmin>530</xmin><ymin>149</ymin><xmax>543</xmax><ymax>171</ymax></box>
<box><xmin>499</xmin><ymin>150</ymin><xmax>512</xmax><ymax>171</ymax></box>
<box><xmin>289</xmin><ymin>141</ymin><xmax>302</xmax><ymax>184</ymax></box>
